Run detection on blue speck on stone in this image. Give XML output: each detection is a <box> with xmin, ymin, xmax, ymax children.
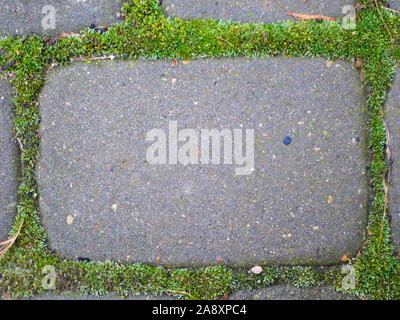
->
<box><xmin>283</xmin><ymin>136</ymin><xmax>292</xmax><ymax>145</ymax></box>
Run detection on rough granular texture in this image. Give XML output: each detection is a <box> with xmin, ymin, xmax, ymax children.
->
<box><xmin>0</xmin><ymin>78</ymin><xmax>18</xmax><ymax>241</ymax></box>
<box><xmin>388</xmin><ymin>1</ymin><xmax>400</xmax><ymax>11</ymax></box>
<box><xmin>162</xmin><ymin>0</ymin><xmax>349</xmax><ymax>23</ymax></box>
<box><xmin>229</xmin><ymin>285</ymin><xmax>358</xmax><ymax>300</ymax></box>
<box><xmin>38</xmin><ymin>58</ymin><xmax>367</xmax><ymax>266</ymax></box>
<box><xmin>0</xmin><ymin>0</ymin><xmax>128</xmax><ymax>37</ymax></box>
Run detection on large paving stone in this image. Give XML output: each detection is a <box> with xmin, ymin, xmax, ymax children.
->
<box><xmin>162</xmin><ymin>0</ymin><xmax>350</xmax><ymax>23</ymax></box>
<box><xmin>386</xmin><ymin>70</ymin><xmax>400</xmax><ymax>252</ymax></box>
<box><xmin>229</xmin><ymin>285</ymin><xmax>358</xmax><ymax>300</ymax></box>
<box><xmin>0</xmin><ymin>78</ymin><xmax>18</xmax><ymax>241</ymax></box>
<box><xmin>38</xmin><ymin>57</ymin><xmax>367</xmax><ymax>266</ymax></box>
<box><xmin>0</xmin><ymin>0</ymin><xmax>128</xmax><ymax>37</ymax></box>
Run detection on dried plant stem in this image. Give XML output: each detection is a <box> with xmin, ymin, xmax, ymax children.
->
<box><xmin>374</xmin><ymin>0</ymin><xmax>393</xmax><ymax>39</ymax></box>
<box><xmin>0</xmin><ymin>219</ymin><xmax>24</xmax><ymax>261</ymax></box>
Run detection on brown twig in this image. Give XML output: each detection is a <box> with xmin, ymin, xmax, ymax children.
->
<box><xmin>165</xmin><ymin>289</ymin><xmax>196</xmax><ymax>299</ymax></box>
<box><xmin>275</xmin><ymin>0</ymin><xmax>289</xmax><ymax>12</ymax></box>
<box><xmin>15</xmin><ymin>136</ymin><xmax>24</xmax><ymax>152</ymax></box>
<box><xmin>0</xmin><ymin>219</ymin><xmax>24</xmax><ymax>261</ymax></box>
<box><xmin>377</xmin><ymin>119</ymin><xmax>393</xmax><ymax>250</ymax></box>
<box><xmin>378</xmin><ymin>177</ymin><xmax>389</xmax><ymax>251</ymax></box>
<box><xmin>374</xmin><ymin>0</ymin><xmax>393</xmax><ymax>39</ymax></box>
<box><xmin>356</xmin><ymin>237</ymin><xmax>370</xmax><ymax>257</ymax></box>
<box><xmin>0</xmin><ymin>60</ymin><xmax>16</xmax><ymax>71</ymax></box>
<box><xmin>274</xmin><ymin>1</ymin><xmax>335</xmax><ymax>21</ymax></box>
<box><xmin>248</xmin><ymin>11</ymin><xmax>266</xmax><ymax>44</ymax></box>
<box><xmin>216</xmin><ymin>36</ymin><xmax>233</xmax><ymax>46</ymax></box>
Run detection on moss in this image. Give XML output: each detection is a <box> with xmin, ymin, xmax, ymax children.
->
<box><xmin>0</xmin><ymin>0</ymin><xmax>400</xmax><ymax>299</ymax></box>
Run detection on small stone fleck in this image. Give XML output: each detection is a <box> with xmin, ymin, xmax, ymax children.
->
<box><xmin>66</xmin><ymin>215</ymin><xmax>74</xmax><ymax>225</ymax></box>
<box><xmin>251</xmin><ymin>266</ymin><xmax>263</xmax><ymax>274</ymax></box>
<box><xmin>283</xmin><ymin>136</ymin><xmax>292</xmax><ymax>145</ymax></box>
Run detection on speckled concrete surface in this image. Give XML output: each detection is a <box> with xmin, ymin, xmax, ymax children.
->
<box><xmin>0</xmin><ymin>78</ymin><xmax>18</xmax><ymax>241</ymax></box>
<box><xmin>22</xmin><ymin>293</ymin><xmax>175</xmax><ymax>300</ymax></box>
<box><xmin>388</xmin><ymin>0</ymin><xmax>400</xmax><ymax>11</ymax></box>
<box><xmin>17</xmin><ymin>286</ymin><xmax>356</xmax><ymax>300</ymax></box>
<box><xmin>162</xmin><ymin>0</ymin><xmax>350</xmax><ymax>23</ymax></box>
<box><xmin>228</xmin><ymin>285</ymin><xmax>358</xmax><ymax>300</ymax></box>
<box><xmin>38</xmin><ymin>58</ymin><xmax>367</xmax><ymax>266</ymax></box>
<box><xmin>386</xmin><ymin>70</ymin><xmax>400</xmax><ymax>253</ymax></box>
<box><xmin>0</xmin><ymin>0</ymin><xmax>128</xmax><ymax>37</ymax></box>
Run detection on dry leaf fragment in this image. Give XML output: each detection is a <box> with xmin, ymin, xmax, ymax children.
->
<box><xmin>286</xmin><ymin>11</ymin><xmax>336</xmax><ymax>21</ymax></box>
<box><xmin>60</xmin><ymin>32</ymin><xmax>82</xmax><ymax>38</ymax></box>
<box><xmin>354</xmin><ymin>57</ymin><xmax>363</xmax><ymax>69</ymax></box>
<box><xmin>328</xmin><ymin>195</ymin><xmax>333</xmax><ymax>204</ymax></box>
<box><xmin>341</xmin><ymin>254</ymin><xmax>350</xmax><ymax>262</ymax></box>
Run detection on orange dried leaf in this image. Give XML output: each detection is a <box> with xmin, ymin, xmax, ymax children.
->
<box><xmin>354</xmin><ymin>57</ymin><xmax>363</xmax><ymax>69</ymax></box>
<box><xmin>286</xmin><ymin>11</ymin><xmax>336</xmax><ymax>21</ymax></box>
<box><xmin>60</xmin><ymin>32</ymin><xmax>82</xmax><ymax>38</ymax></box>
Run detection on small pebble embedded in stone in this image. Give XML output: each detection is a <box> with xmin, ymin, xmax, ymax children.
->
<box><xmin>77</xmin><ymin>257</ymin><xmax>91</xmax><ymax>262</ymax></box>
<box><xmin>283</xmin><ymin>136</ymin><xmax>292</xmax><ymax>145</ymax></box>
